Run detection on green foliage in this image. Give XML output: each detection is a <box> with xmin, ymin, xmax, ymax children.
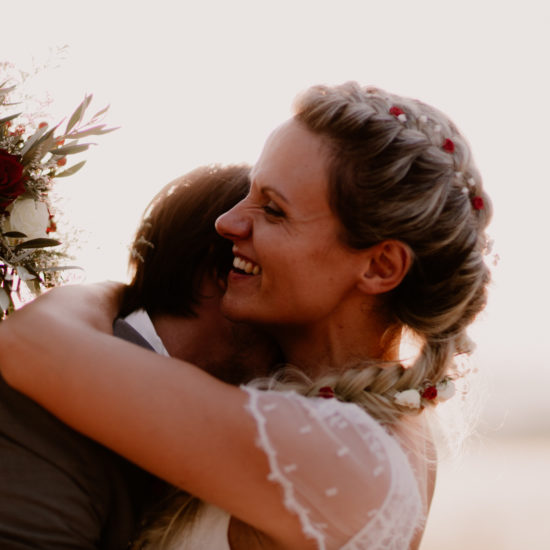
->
<box><xmin>0</xmin><ymin>76</ymin><xmax>118</xmax><ymax>318</ymax></box>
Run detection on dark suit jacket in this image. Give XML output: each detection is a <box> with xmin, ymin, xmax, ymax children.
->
<box><xmin>0</xmin><ymin>319</ymin><xmax>159</xmax><ymax>549</ymax></box>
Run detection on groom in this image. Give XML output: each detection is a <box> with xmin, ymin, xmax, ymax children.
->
<box><xmin>0</xmin><ymin>165</ymin><xmax>280</xmax><ymax>549</ymax></box>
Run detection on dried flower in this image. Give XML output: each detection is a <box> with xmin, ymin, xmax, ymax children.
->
<box><xmin>472</xmin><ymin>196</ymin><xmax>484</xmax><ymax>210</ymax></box>
<box><xmin>394</xmin><ymin>389</ymin><xmax>421</xmax><ymax>409</ymax></box>
<box><xmin>318</xmin><ymin>386</ymin><xmax>335</xmax><ymax>399</ymax></box>
<box><xmin>442</xmin><ymin>138</ymin><xmax>455</xmax><ymax>153</ymax></box>
<box><xmin>435</xmin><ymin>379</ymin><xmax>456</xmax><ymax>401</ymax></box>
<box><xmin>421</xmin><ymin>386</ymin><xmax>438</xmax><ymax>401</ymax></box>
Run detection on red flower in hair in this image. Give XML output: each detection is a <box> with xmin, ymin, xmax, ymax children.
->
<box><xmin>421</xmin><ymin>386</ymin><xmax>438</xmax><ymax>401</ymax></box>
<box><xmin>472</xmin><ymin>196</ymin><xmax>484</xmax><ymax>210</ymax></box>
<box><xmin>442</xmin><ymin>139</ymin><xmax>455</xmax><ymax>153</ymax></box>
<box><xmin>389</xmin><ymin>106</ymin><xmax>405</xmax><ymax>118</ymax></box>
<box><xmin>318</xmin><ymin>386</ymin><xmax>335</xmax><ymax>399</ymax></box>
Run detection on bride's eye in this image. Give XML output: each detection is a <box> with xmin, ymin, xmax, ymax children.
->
<box><xmin>262</xmin><ymin>201</ymin><xmax>285</xmax><ymax>218</ymax></box>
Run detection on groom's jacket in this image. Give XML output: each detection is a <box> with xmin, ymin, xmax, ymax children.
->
<box><xmin>0</xmin><ymin>319</ymin><xmax>161</xmax><ymax>550</ymax></box>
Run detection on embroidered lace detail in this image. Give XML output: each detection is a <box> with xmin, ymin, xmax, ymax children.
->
<box><xmin>243</xmin><ymin>386</ymin><xmax>424</xmax><ymax>550</ymax></box>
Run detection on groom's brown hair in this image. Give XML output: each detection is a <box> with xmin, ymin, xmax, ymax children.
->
<box><xmin>119</xmin><ymin>164</ymin><xmax>249</xmax><ymax>318</ymax></box>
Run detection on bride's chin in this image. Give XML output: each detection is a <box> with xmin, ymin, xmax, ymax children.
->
<box><xmin>220</xmin><ymin>298</ymin><xmax>252</xmax><ymax>323</ymax></box>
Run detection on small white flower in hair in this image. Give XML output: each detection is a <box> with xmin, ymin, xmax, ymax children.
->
<box><xmin>394</xmin><ymin>389</ymin><xmax>422</xmax><ymax>409</ymax></box>
<box><xmin>436</xmin><ymin>379</ymin><xmax>456</xmax><ymax>402</ymax></box>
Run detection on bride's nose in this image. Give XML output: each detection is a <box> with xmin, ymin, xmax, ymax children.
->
<box><xmin>215</xmin><ymin>201</ymin><xmax>251</xmax><ymax>240</ymax></box>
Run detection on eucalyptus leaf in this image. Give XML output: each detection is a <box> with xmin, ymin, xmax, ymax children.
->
<box><xmin>55</xmin><ymin>160</ymin><xmax>86</xmax><ymax>177</ymax></box>
<box><xmin>16</xmin><ymin>266</ymin><xmax>36</xmax><ymax>281</ymax></box>
<box><xmin>65</xmin><ymin>94</ymin><xmax>93</xmax><ymax>134</ymax></box>
<box><xmin>70</xmin><ymin>125</ymin><xmax>118</xmax><ymax>138</ymax></box>
<box><xmin>0</xmin><ymin>112</ymin><xmax>22</xmax><ymax>125</ymax></box>
<box><xmin>22</xmin><ymin>127</ymin><xmax>57</xmax><ymax>164</ymax></box>
<box><xmin>67</xmin><ymin>124</ymin><xmax>107</xmax><ymax>139</ymax></box>
<box><xmin>94</xmin><ymin>126</ymin><xmax>119</xmax><ymax>135</ymax></box>
<box><xmin>39</xmin><ymin>265</ymin><xmax>84</xmax><ymax>272</ymax></box>
<box><xmin>3</xmin><ymin>231</ymin><xmax>27</xmax><ymax>238</ymax></box>
<box><xmin>0</xmin><ymin>84</ymin><xmax>16</xmax><ymax>97</ymax></box>
<box><xmin>50</xmin><ymin>143</ymin><xmax>93</xmax><ymax>156</ymax></box>
<box><xmin>14</xmin><ymin>238</ymin><xmax>62</xmax><ymax>251</ymax></box>
<box><xmin>0</xmin><ymin>288</ymin><xmax>10</xmax><ymax>312</ymax></box>
<box><xmin>91</xmin><ymin>104</ymin><xmax>110</xmax><ymax>120</ymax></box>
<box><xmin>19</xmin><ymin>125</ymin><xmax>49</xmax><ymax>156</ymax></box>
<box><xmin>25</xmin><ymin>279</ymin><xmax>41</xmax><ymax>295</ymax></box>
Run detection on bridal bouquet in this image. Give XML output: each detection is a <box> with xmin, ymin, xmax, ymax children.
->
<box><xmin>0</xmin><ymin>78</ymin><xmax>116</xmax><ymax>318</ymax></box>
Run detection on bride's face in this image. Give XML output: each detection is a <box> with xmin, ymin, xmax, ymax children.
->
<box><xmin>215</xmin><ymin>119</ymin><xmax>367</xmax><ymax>327</ymax></box>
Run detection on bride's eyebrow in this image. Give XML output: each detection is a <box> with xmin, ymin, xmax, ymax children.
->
<box><xmin>259</xmin><ymin>185</ymin><xmax>289</xmax><ymax>205</ymax></box>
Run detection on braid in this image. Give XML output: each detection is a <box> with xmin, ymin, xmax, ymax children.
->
<box><xmin>131</xmin><ymin>491</ymin><xmax>202</xmax><ymax>550</ymax></box>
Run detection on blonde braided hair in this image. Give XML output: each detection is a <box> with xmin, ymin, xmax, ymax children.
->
<box><xmin>284</xmin><ymin>82</ymin><xmax>493</xmax><ymax>424</ymax></box>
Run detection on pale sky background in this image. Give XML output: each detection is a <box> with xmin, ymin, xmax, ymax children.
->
<box><xmin>2</xmin><ymin>1</ymin><xmax>550</xmax><ymax>547</ymax></box>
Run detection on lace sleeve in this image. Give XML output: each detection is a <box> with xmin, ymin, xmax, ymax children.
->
<box><xmin>242</xmin><ymin>386</ymin><xmax>424</xmax><ymax>550</ymax></box>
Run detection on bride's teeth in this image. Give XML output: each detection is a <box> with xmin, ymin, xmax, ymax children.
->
<box><xmin>233</xmin><ymin>256</ymin><xmax>260</xmax><ymax>274</ymax></box>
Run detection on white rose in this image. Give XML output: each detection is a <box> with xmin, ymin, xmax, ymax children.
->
<box><xmin>8</xmin><ymin>199</ymin><xmax>49</xmax><ymax>239</ymax></box>
<box><xmin>394</xmin><ymin>389</ymin><xmax>421</xmax><ymax>409</ymax></box>
<box><xmin>436</xmin><ymin>379</ymin><xmax>456</xmax><ymax>402</ymax></box>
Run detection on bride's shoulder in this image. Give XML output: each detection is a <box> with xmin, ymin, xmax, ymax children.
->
<box><xmin>241</xmin><ymin>386</ymin><xmax>425</xmax><ymax>549</ymax></box>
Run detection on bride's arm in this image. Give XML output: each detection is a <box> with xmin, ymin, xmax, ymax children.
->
<box><xmin>0</xmin><ymin>284</ymin><xmax>303</xmax><ymax>545</ymax></box>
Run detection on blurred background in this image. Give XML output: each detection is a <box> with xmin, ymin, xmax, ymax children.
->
<box><xmin>3</xmin><ymin>1</ymin><xmax>549</xmax><ymax>547</ymax></box>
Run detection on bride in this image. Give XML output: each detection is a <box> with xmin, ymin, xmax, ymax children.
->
<box><xmin>0</xmin><ymin>82</ymin><xmax>492</xmax><ymax>549</ymax></box>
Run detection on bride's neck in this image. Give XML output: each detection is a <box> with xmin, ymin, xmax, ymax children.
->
<box><xmin>272</xmin><ymin>309</ymin><xmax>401</xmax><ymax>377</ymax></box>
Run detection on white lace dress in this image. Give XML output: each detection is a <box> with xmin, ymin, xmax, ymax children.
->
<box><xmin>172</xmin><ymin>386</ymin><xmax>424</xmax><ymax>550</ymax></box>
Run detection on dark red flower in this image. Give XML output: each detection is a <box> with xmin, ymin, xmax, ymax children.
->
<box><xmin>389</xmin><ymin>106</ymin><xmax>405</xmax><ymax>118</ymax></box>
<box><xmin>0</xmin><ymin>149</ymin><xmax>25</xmax><ymax>210</ymax></box>
<box><xmin>56</xmin><ymin>157</ymin><xmax>67</xmax><ymax>167</ymax></box>
<box><xmin>472</xmin><ymin>196</ymin><xmax>484</xmax><ymax>210</ymax></box>
<box><xmin>46</xmin><ymin>216</ymin><xmax>57</xmax><ymax>234</ymax></box>
<box><xmin>38</xmin><ymin>122</ymin><xmax>48</xmax><ymax>128</ymax></box>
<box><xmin>318</xmin><ymin>386</ymin><xmax>335</xmax><ymax>399</ymax></box>
<box><xmin>442</xmin><ymin>138</ymin><xmax>455</xmax><ymax>153</ymax></box>
<box><xmin>421</xmin><ymin>386</ymin><xmax>438</xmax><ymax>400</ymax></box>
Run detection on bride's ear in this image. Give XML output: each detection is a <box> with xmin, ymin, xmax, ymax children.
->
<box><xmin>356</xmin><ymin>240</ymin><xmax>412</xmax><ymax>295</ymax></box>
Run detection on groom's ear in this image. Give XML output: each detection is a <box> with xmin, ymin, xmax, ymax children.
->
<box><xmin>356</xmin><ymin>240</ymin><xmax>412</xmax><ymax>295</ymax></box>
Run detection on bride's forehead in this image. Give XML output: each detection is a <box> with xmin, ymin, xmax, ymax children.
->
<box><xmin>253</xmin><ymin>125</ymin><xmax>327</xmax><ymax>182</ymax></box>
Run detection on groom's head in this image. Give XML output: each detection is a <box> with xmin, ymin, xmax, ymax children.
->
<box><xmin>119</xmin><ymin>164</ymin><xmax>249</xmax><ymax>319</ymax></box>
<box><xmin>118</xmin><ymin>164</ymin><xmax>280</xmax><ymax>383</ymax></box>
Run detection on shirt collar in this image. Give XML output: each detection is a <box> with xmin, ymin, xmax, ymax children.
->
<box><xmin>123</xmin><ymin>309</ymin><xmax>170</xmax><ymax>356</ymax></box>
